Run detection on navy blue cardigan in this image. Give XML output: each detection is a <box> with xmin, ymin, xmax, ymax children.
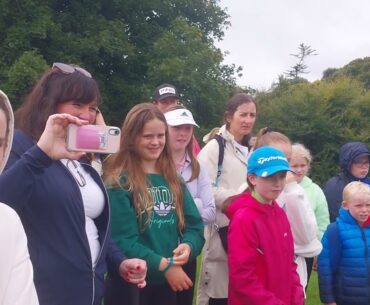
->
<box><xmin>318</xmin><ymin>208</ymin><xmax>370</xmax><ymax>305</ymax></box>
<box><xmin>0</xmin><ymin>130</ymin><xmax>125</xmax><ymax>305</ymax></box>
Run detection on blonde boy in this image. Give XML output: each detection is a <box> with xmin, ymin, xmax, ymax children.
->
<box><xmin>318</xmin><ymin>181</ymin><xmax>370</xmax><ymax>305</ymax></box>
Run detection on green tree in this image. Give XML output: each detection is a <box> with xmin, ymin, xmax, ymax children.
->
<box><xmin>322</xmin><ymin>57</ymin><xmax>370</xmax><ymax>89</ymax></box>
<box><xmin>255</xmin><ymin>77</ymin><xmax>370</xmax><ymax>184</ymax></box>
<box><xmin>0</xmin><ymin>0</ymin><xmax>240</xmax><ymax>126</ymax></box>
<box><xmin>285</xmin><ymin>43</ymin><xmax>317</xmax><ymax>80</ymax></box>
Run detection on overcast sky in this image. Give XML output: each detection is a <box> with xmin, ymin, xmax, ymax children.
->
<box><xmin>217</xmin><ymin>0</ymin><xmax>370</xmax><ymax>90</ymax></box>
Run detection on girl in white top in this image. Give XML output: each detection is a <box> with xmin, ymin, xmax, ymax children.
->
<box><xmin>165</xmin><ymin>105</ymin><xmax>215</xmax><ymax>305</ymax></box>
<box><xmin>165</xmin><ymin>106</ymin><xmax>215</xmax><ymax>224</ymax></box>
<box><xmin>290</xmin><ymin>143</ymin><xmax>329</xmax><ymax>286</ymax></box>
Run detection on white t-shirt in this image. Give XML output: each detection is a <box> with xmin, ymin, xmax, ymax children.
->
<box><xmin>62</xmin><ymin>159</ymin><xmax>105</xmax><ymax>267</ymax></box>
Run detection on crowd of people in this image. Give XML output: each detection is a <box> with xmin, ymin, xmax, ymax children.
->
<box><xmin>0</xmin><ymin>62</ymin><xmax>370</xmax><ymax>305</ymax></box>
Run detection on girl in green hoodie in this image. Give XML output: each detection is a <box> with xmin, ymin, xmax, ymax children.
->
<box><xmin>103</xmin><ymin>103</ymin><xmax>204</xmax><ymax>305</ymax></box>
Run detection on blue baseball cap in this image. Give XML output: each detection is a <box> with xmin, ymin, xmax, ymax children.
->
<box><xmin>248</xmin><ymin>146</ymin><xmax>293</xmax><ymax>177</ymax></box>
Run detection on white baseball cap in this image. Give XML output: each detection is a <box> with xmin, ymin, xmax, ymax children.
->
<box><xmin>165</xmin><ymin>109</ymin><xmax>199</xmax><ymax>127</ymax></box>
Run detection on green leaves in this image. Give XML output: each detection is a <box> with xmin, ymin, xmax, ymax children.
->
<box><xmin>0</xmin><ymin>0</ymin><xmax>238</xmax><ymax>128</ymax></box>
<box><xmin>256</xmin><ymin>77</ymin><xmax>370</xmax><ymax>184</ymax></box>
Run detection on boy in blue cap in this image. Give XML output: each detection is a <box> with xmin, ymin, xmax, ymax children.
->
<box><xmin>225</xmin><ymin>146</ymin><xmax>304</xmax><ymax>305</ymax></box>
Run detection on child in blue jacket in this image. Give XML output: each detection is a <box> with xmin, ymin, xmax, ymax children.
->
<box><xmin>318</xmin><ymin>181</ymin><xmax>370</xmax><ymax>305</ymax></box>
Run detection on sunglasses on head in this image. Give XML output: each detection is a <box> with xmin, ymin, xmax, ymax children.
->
<box><xmin>52</xmin><ymin>62</ymin><xmax>92</xmax><ymax>78</ymax></box>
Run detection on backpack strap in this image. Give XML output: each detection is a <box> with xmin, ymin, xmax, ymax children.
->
<box><xmin>213</xmin><ymin>134</ymin><xmax>226</xmax><ymax>187</ymax></box>
<box><xmin>326</xmin><ymin>222</ymin><xmax>341</xmax><ymax>272</ymax></box>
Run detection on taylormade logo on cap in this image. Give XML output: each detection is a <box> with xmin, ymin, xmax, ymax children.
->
<box><xmin>159</xmin><ymin>87</ymin><xmax>176</xmax><ymax>96</ymax></box>
<box><xmin>258</xmin><ymin>155</ymin><xmax>287</xmax><ymax>164</ymax></box>
<box><xmin>247</xmin><ymin>146</ymin><xmax>293</xmax><ymax>177</ymax></box>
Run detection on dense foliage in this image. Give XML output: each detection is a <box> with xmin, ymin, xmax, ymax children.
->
<box><xmin>1</xmin><ymin>1</ymin><xmax>369</xmax><ymax>184</ymax></box>
<box><xmin>0</xmin><ymin>0</ymin><xmax>240</xmax><ymax>126</ymax></box>
<box><xmin>255</xmin><ymin>75</ymin><xmax>370</xmax><ymax>185</ymax></box>
<box><xmin>322</xmin><ymin>57</ymin><xmax>370</xmax><ymax>89</ymax></box>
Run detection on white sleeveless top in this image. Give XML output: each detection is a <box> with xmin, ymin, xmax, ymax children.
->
<box><xmin>62</xmin><ymin>159</ymin><xmax>105</xmax><ymax>267</ymax></box>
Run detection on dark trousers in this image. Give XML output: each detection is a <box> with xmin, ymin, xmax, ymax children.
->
<box><xmin>176</xmin><ymin>260</ymin><xmax>196</xmax><ymax>305</ymax></box>
<box><xmin>305</xmin><ymin>257</ymin><xmax>314</xmax><ymax>289</ymax></box>
<box><xmin>209</xmin><ymin>298</ymin><xmax>228</xmax><ymax>305</ymax></box>
<box><xmin>105</xmin><ymin>277</ymin><xmax>139</xmax><ymax>305</ymax></box>
<box><xmin>139</xmin><ymin>282</ymin><xmax>176</xmax><ymax>305</ymax></box>
<box><xmin>105</xmin><ymin>276</ymin><xmax>176</xmax><ymax>305</ymax></box>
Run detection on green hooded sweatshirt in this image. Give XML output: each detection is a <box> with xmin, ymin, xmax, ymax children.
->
<box><xmin>108</xmin><ymin>173</ymin><xmax>205</xmax><ymax>284</ymax></box>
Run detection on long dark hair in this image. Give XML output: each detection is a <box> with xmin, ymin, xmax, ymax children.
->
<box><xmin>15</xmin><ymin>65</ymin><xmax>101</xmax><ymax>141</ymax></box>
<box><xmin>223</xmin><ymin>93</ymin><xmax>256</xmax><ymax>148</ymax></box>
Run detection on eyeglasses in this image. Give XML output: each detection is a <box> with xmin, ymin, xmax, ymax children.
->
<box><xmin>353</xmin><ymin>159</ymin><xmax>370</xmax><ymax>166</ymax></box>
<box><xmin>52</xmin><ymin>62</ymin><xmax>92</xmax><ymax>78</ymax></box>
<box><xmin>66</xmin><ymin>160</ymin><xmax>87</xmax><ymax>187</ymax></box>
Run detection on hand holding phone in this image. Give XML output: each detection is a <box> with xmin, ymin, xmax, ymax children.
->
<box><xmin>67</xmin><ymin>124</ymin><xmax>121</xmax><ymax>154</ymax></box>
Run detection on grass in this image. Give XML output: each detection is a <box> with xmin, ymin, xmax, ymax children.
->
<box><xmin>193</xmin><ymin>257</ymin><xmax>322</xmax><ymax>305</ymax></box>
<box><xmin>306</xmin><ymin>272</ymin><xmax>321</xmax><ymax>305</ymax></box>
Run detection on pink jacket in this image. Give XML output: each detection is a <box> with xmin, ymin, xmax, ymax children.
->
<box><xmin>226</xmin><ymin>193</ymin><xmax>304</xmax><ymax>305</ymax></box>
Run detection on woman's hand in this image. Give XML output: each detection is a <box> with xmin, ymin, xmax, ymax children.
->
<box><xmin>119</xmin><ymin>258</ymin><xmax>147</xmax><ymax>288</ymax></box>
<box><xmin>37</xmin><ymin>113</ymin><xmax>87</xmax><ymax>160</ymax></box>
<box><xmin>94</xmin><ymin>109</ymin><xmax>106</xmax><ymax>126</ymax></box>
<box><xmin>172</xmin><ymin>243</ymin><xmax>191</xmax><ymax>266</ymax></box>
<box><xmin>164</xmin><ymin>265</ymin><xmax>193</xmax><ymax>291</ymax></box>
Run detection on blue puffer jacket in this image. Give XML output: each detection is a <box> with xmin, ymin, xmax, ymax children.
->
<box><xmin>318</xmin><ymin>208</ymin><xmax>370</xmax><ymax>305</ymax></box>
<box><xmin>323</xmin><ymin>142</ymin><xmax>370</xmax><ymax>222</ymax></box>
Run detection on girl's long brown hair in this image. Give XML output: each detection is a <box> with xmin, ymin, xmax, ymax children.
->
<box><xmin>165</xmin><ymin>104</ymin><xmax>200</xmax><ymax>182</ymax></box>
<box><xmin>104</xmin><ymin>103</ymin><xmax>185</xmax><ymax>232</ymax></box>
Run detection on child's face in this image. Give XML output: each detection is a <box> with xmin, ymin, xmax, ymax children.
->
<box><xmin>135</xmin><ymin>118</ymin><xmax>166</xmax><ymax>166</ymax></box>
<box><xmin>350</xmin><ymin>155</ymin><xmax>370</xmax><ymax>179</ymax></box>
<box><xmin>167</xmin><ymin>124</ymin><xmax>193</xmax><ymax>153</ymax></box>
<box><xmin>289</xmin><ymin>155</ymin><xmax>309</xmax><ymax>183</ymax></box>
<box><xmin>343</xmin><ymin>193</ymin><xmax>370</xmax><ymax>226</ymax></box>
<box><xmin>248</xmin><ymin>171</ymin><xmax>287</xmax><ymax>203</ymax></box>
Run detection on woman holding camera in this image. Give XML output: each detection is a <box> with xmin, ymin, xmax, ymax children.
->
<box><xmin>0</xmin><ymin>63</ymin><xmax>146</xmax><ymax>305</ymax></box>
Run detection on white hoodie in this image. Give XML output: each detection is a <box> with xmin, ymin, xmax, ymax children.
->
<box><xmin>277</xmin><ymin>181</ymin><xmax>322</xmax><ymax>290</ymax></box>
<box><xmin>0</xmin><ymin>90</ymin><xmax>39</xmax><ymax>305</ymax></box>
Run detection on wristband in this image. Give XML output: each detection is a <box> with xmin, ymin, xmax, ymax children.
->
<box><xmin>162</xmin><ymin>257</ymin><xmax>174</xmax><ymax>274</ymax></box>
